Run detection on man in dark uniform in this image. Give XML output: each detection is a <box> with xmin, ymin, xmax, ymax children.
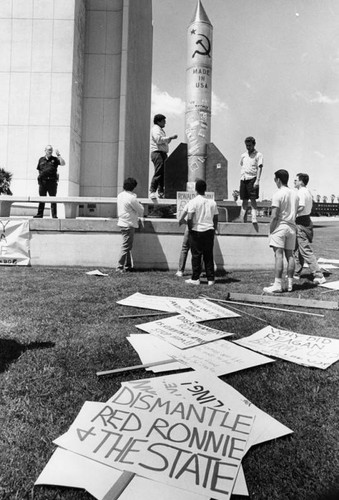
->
<box><xmin>34</xmin><ymin>145</ymin><xmax>65</xmax><ymax>218</ymax></box>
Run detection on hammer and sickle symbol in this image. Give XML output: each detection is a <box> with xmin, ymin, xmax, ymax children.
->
<box><xmin>0</xmin><ymin>220</ymin><xmax>9</xmax><ymax>243</ymax></box>
<box><xmin>192</xmin><ymin>33</ymin><xmax>211</xmax><ymax>58</ymax></box>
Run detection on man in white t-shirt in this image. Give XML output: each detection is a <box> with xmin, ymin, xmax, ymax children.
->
<box><xmin>239</xmin><ymin>136</ymin><xmax>263</xmax><ymax>223</ymax></box>
<box><xmin>294</xmin><ymin>173</ymin><xmax>326</xmax><ymax>285</ymax></box>
<box><xmin>149</xmin><ymin>114</ymin><xmax>178</xmax><ymax>199</ymax></box>
<box><xmin>264</xmin><ymin>169</ymin><xmax>299</xmax><ymax>293</ymax></box>
<box><xmin>116</xmin><ymin>177</ymin><xmax>144</xmax><ymax>273</ymax></box>
<box><xmin>185</xmin><ymin>179</ymin><xmax>219</xmax><ymax>286</ymax></box>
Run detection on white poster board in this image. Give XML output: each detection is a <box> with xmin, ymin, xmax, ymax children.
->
<box><xmin>136</xmin><ymin>314</ymin><xmax>233</xmax><ymax>349</ymax></box>
<box><xmin>54</xmin><ymin>399</ymin><xmax>254</xmax><ymax>500</ymax></box>
<box><xmin>235</xmin><ymin>326</ymin><xmax>339</xmax><ymax>369</ymax></box>
<box><xmin>0</xmin><ymin>219</ymin><xmax>30</xmax><ymax>265</ymax></box>
<box><xmin>177</xmin><ymin>191</ymin><xmax>214</xmax><ymax>220</ymax></box>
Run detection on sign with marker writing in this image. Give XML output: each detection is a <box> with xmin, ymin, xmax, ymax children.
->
<box><xmin>234</xmin><ymin>326</ymin><xmax>339</xmax><ymax>369</ymax></box>
<box><xmin>54</xmin><ymin>398</ymin><xmax>254</xmax><ymax>500</ymax></box>
<box><xmin>136</xmin><ymin>314</ymin><xmax>233</xmax><ymax>349</ymax></box>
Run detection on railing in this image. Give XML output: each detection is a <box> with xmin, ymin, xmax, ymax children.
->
<box><xmin>0</xmin><ymin>195</ymin><xmax>272</xmax><ymax>220</ymax></box>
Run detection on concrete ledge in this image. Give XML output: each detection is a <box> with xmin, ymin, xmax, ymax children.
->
<box><xmin>27</xmin><ymin>218</ymin><xmax>273</xmax><ymax>270</ymax></box>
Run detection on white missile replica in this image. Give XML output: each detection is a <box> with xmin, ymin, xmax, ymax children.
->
<box><xmin>186</xmin><ymin>0</ymin><xmax>213</xmax><ymax>184</ymax></box>
<box><xmin>164</xmin><ymin>0</ymin><xmax>227</xmax><ymax>199</ymax></box>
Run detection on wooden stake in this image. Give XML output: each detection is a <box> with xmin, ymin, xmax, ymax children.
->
<box><xmin>201</xmin><ymin>295</ymin><xmax>324</xmax><ymax>318</ymax></box>
<box><xmin>102</xmin><ymin>471</ymin><xmax>135</xmax><ymax>500</ymax></box>
<box><xmin>119</xmin><ymin>312</ymin><xmax>174</xmax><ymax>319</ymax></box>
<box><xmin>96</xmin><ymin>358</ymin><xmax>177</xmax><ymax>377</ymax></box>
<box><xmin>228</xmin><ymin>292</ymin><xmax>337</xmax><ymax>310</ymax></box>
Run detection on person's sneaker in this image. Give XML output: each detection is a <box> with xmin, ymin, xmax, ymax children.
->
<box><xmin>158</xmin><ymin>192</ymin><xmax>165</xmax><ymax>199</ymax></box>
<box><xmin>149</xmin><ymin>191</ymin><xmax>157</xmax><ymax>199</ymax></box>
<box><xmin>185</xmin><ymin>279</ymin><xmax>200</xmax><ymax>285</ymax></box>
<box><xmin>313</xmin><ymin>276</ymin><xmax>326</xmax><ymax>285</ymax></box>
<box><xmin>207</xmin><ymin>281</ymin><xmax>215</xmax><ymax>286</ymax></box>
<box><xmin>33</xmin><ymin>214</ymin><xmax>43</xmax><ymax>218</ymax></box>
<box><xmin>175</xmin><ymin>270</ymin><xmax>183</xmax><ymax>277</ymax></box>
<box><xmin>263</xmin><ymin>284</ymin><xmax>283</xmax><ymax>293</ymax></box>
<box><xmin>287</xmin><ymin>283</ymin><xmax>293</xmax><ymax>292</ymax></box>
<box><xmin>115</xmin><ymin>268</ymin><xmax>124</xmax><ymax>273</ymax></box>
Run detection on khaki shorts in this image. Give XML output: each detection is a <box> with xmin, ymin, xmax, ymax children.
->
<box><xmin>269</xmin><ymin>224</ymin><xmax>296</xmax><ymax>250</ymax></box>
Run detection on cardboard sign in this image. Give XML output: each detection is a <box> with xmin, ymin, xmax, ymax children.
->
<box><xmin>167</xmin><ymin>298</ymin><xmax>240</xmax><ymax>322</ymax></box>
<box><xmin>177</xmin><ymin>191</ymin><xmax>214</xmax><ymax>221</ymax></box>
<box><xmin>235</xmin><ymin>326</ymin><xmax>339</xmax><ymax>369</ymax></box>
<box><xmin>136</xmin><ymin>314</ymin><xmax>233</xmax><ymax>349</ymax></box>
<box><xmin>0</xmin><ymin>219</ymin><xmax>30</xmax><ymax>265</ymax></box>
<box><xmin>117</xmin><ymin>292</ymin><xmax>177</xmax><ymax>313</ymax></box>
<box><xmin>54</xmin><ymin>398</ymin><xmax>254</xmax><ymax>500</ymax></box>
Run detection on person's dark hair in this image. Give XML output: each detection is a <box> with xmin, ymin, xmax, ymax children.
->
<box><xmin>245</xmin><ymin>136</ymin><xmax>256</xmax><ymax>145</ymax></box>
<box><xmin>296</xmin><ymin>173</ymin><xmax>309</xmax><ymax>186</ymax></box>
<box><xmin>123</xmin><ymin>177</ymin><xmax>137</xmax><ymax>191</ymax></box>
<box><xmin>274</xmin><ymin>169</ymin><xmax>289</xmax><ymax>186</ymax></box>
<box><xmin>154</xmin><ymin>114</ymin><xmax>166</xmax><ymax>124</ymax></box>
<box><xmin>195</xmin><ymin>178</ymin><xmax>207</xmax><ymax>195</ymax></box>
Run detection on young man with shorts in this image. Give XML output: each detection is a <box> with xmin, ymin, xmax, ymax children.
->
<box><xmin>239</xmin><ymin>136</ymin><xmax>263</xmax><ymax>223</ymax></box>
<box><xmin>264</xmin><ymin>169</ymin><xmax>299</xmax><ymax>293</ymax></box>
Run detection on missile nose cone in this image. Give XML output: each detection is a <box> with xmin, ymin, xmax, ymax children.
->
<box><xmin>190</xmin><ymin>0</ymin><xmax>212</xmax><ymax>25</ymax></box>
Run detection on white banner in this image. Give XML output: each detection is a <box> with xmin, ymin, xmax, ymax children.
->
<box><xmin>0</xmin><ymin>219</ymin><xmax>30</xmax><ymax>265</ymax></box>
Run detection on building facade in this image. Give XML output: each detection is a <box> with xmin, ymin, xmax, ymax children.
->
<box><xmin>0</xmin><ymin>0</ymin><xmax>152</xmax><ymax>215</ymax></box>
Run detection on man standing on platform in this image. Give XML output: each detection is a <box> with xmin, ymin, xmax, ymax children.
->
<box><xmin>116</xmin><ymin>177</ymin><xmax>144</xmax><ymax>273</ymax></box>
<box><xmin>34</xmin><ymin>145</ymin><xmax>65</xmax><ymax>219</ymax></box>
<box><xmin>294</xmin><ymin>173</ymin><xmax>326</xmax><ymax>285</ymax></box>
<box><xmin>149</xmin><ymin>114</ymin><xmax>177</xmax><ymax>199</ymax></box>
<box><xmin>185</xmin><ymin>179</ymin><xmax>218</xmax><ymax>286</ymax></box>
<box><xmin>264</xmin><ymin>169</ymin><xmax>299</xmax><ymax>294</ymax></box>
<box><xmin>239</xmin><ymin>136</ymin><xmax>263</xmax><ymax>223</ymax></box>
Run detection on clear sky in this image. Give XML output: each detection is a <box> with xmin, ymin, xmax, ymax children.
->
<box><xmin>151</xmin><ymin>0</ymin><xmax>339</xmax><ymax>201</ymax></box>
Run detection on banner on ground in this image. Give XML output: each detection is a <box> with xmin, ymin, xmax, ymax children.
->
<box><xmin>0</xmin><ymin>219</ymin><xmax>30</xmax><ymax>265</ymax></box>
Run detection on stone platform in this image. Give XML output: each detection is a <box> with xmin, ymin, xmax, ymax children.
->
<box><xmin>26</xmin><ymin>218</ymin><xmax>273</xmax><ymax>270</ymax></box>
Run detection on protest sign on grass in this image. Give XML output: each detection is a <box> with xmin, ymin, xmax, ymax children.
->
<box><xmin>54</xmin><ymin>398</ymin><xmax>254</xmax><ymax>500</ymax></box>
<box><xmin>235</xmin><ymin>326</ymin><xmax>339</xmax><ymax>369</ymax></box>
<box><xmin>136</xmin><ymin>314</ymin><xmax>233</xmax><ymax>349</ymax></box>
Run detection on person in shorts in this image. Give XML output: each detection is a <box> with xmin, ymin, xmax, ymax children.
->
<box><xmin>239</xmin><ymin>136</ymin><xmax>263</xmax><ymax>223</ymax></box>
<box><xmin>263</xmin><ymin>169</ymin><xmax>299</xmax><ymax>293</ymax></box>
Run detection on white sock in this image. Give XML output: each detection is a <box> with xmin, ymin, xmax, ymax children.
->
<box><xmin>288</xmin><ymin>277</ymin><xmax>293</xmax><ymax>288</ymax></box>
<box><xmin>274</xmin><ymin>278</ymin><xmax>282</xmax><ymax>288</ymax></box>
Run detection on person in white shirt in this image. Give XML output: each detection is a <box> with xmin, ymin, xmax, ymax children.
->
<box><xmin>185</xmin><ymin>179</ymin><xmax>218</xmax><ymax>286</ymax></box>
<box><xmin>116</xmin><ymin>178</ymin><xmax>144</xmax><ymax>273</ymax></box>
<box><xmin>149</xmin><ymin>114</ymin><xmax>177</xmax><ymax>199</ymax></box>
<box><xmin>264</xmin><ymin>169</ymin><xmax>299</xmax><ymax>294</ymax></box>
<box><xmin>239</xmin><ymin>136</ymin><xmax>263</xmax><ymax>223</ymax></box>
<box><xmin>294</xmin><ymin>173</ymin><xmax>326</xmax><ymax>285</ymax></box>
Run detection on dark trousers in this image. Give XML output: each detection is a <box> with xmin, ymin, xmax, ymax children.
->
<box><xmin>150</xmin><ymin>151</ymin><xmax>167</xmax><ymax>194</ymax></box>
<box><xmin>37</xmin><ymin>179</ymin><xmax>58</xmax><ymax>217</ymax></box>
<box><xmin>189</xmin><ymin>229</ymin><xmax>215</xmax><ymax>281</ymax></box>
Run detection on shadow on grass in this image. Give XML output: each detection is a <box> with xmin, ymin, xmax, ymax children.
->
<box><xmin>0</xmin><ymin>339</ymin><xmax>55</xmax><ymax>373</ymax></box>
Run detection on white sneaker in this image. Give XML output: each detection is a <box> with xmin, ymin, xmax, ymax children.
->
<box><xmin>175</xmin><ymin>270</ymin><xmax>183</xmax><ymax>277</ymax></box>
<box><xmin>207</xmin><ymin>281</ymin><xmax>215</xmax><ymax>286</ymax></box>
<box><xmin>185</xmin><ymin>279</ymin><xmax>200</xmax><ymax>285</ymax></box>
<box><xmin>149</xmin><ymin>191</ymin><xmax>157</xmax><ymax>199</ymax></box>
<box><xmin>263</xmin><ymin>284</ymin><xmax>283</xmax><ymax>293</ymax></box>
<box><xmin>313</xmin><ymin>276</ymin><xmax>326</xmax><ymax>285</ymax></box>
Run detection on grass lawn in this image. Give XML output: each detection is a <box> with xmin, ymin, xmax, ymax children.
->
<box><xmin>0</xmin><ymin>220</ymin><xmax>339</xmax><ymax>500</ymax></box>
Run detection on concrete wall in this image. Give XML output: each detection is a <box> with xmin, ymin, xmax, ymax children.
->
<box><xmin>80</xmin><ymin>0</ymin><xmax>152</xmax><ymax>216</ymax></box>
<box><xmin>28</xmin><ymin>219</ymin><xmax>273</xmax><ymax>270</ymax></box>
<box><xmin>0</xmin><ymin>0</ymin><xmax>152</xmax><ymax>212</ymax></box>
<box><xmin>0</xmin><ymin>0</ymin><xmax>85</xmax><ymax>197</ymax></box>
